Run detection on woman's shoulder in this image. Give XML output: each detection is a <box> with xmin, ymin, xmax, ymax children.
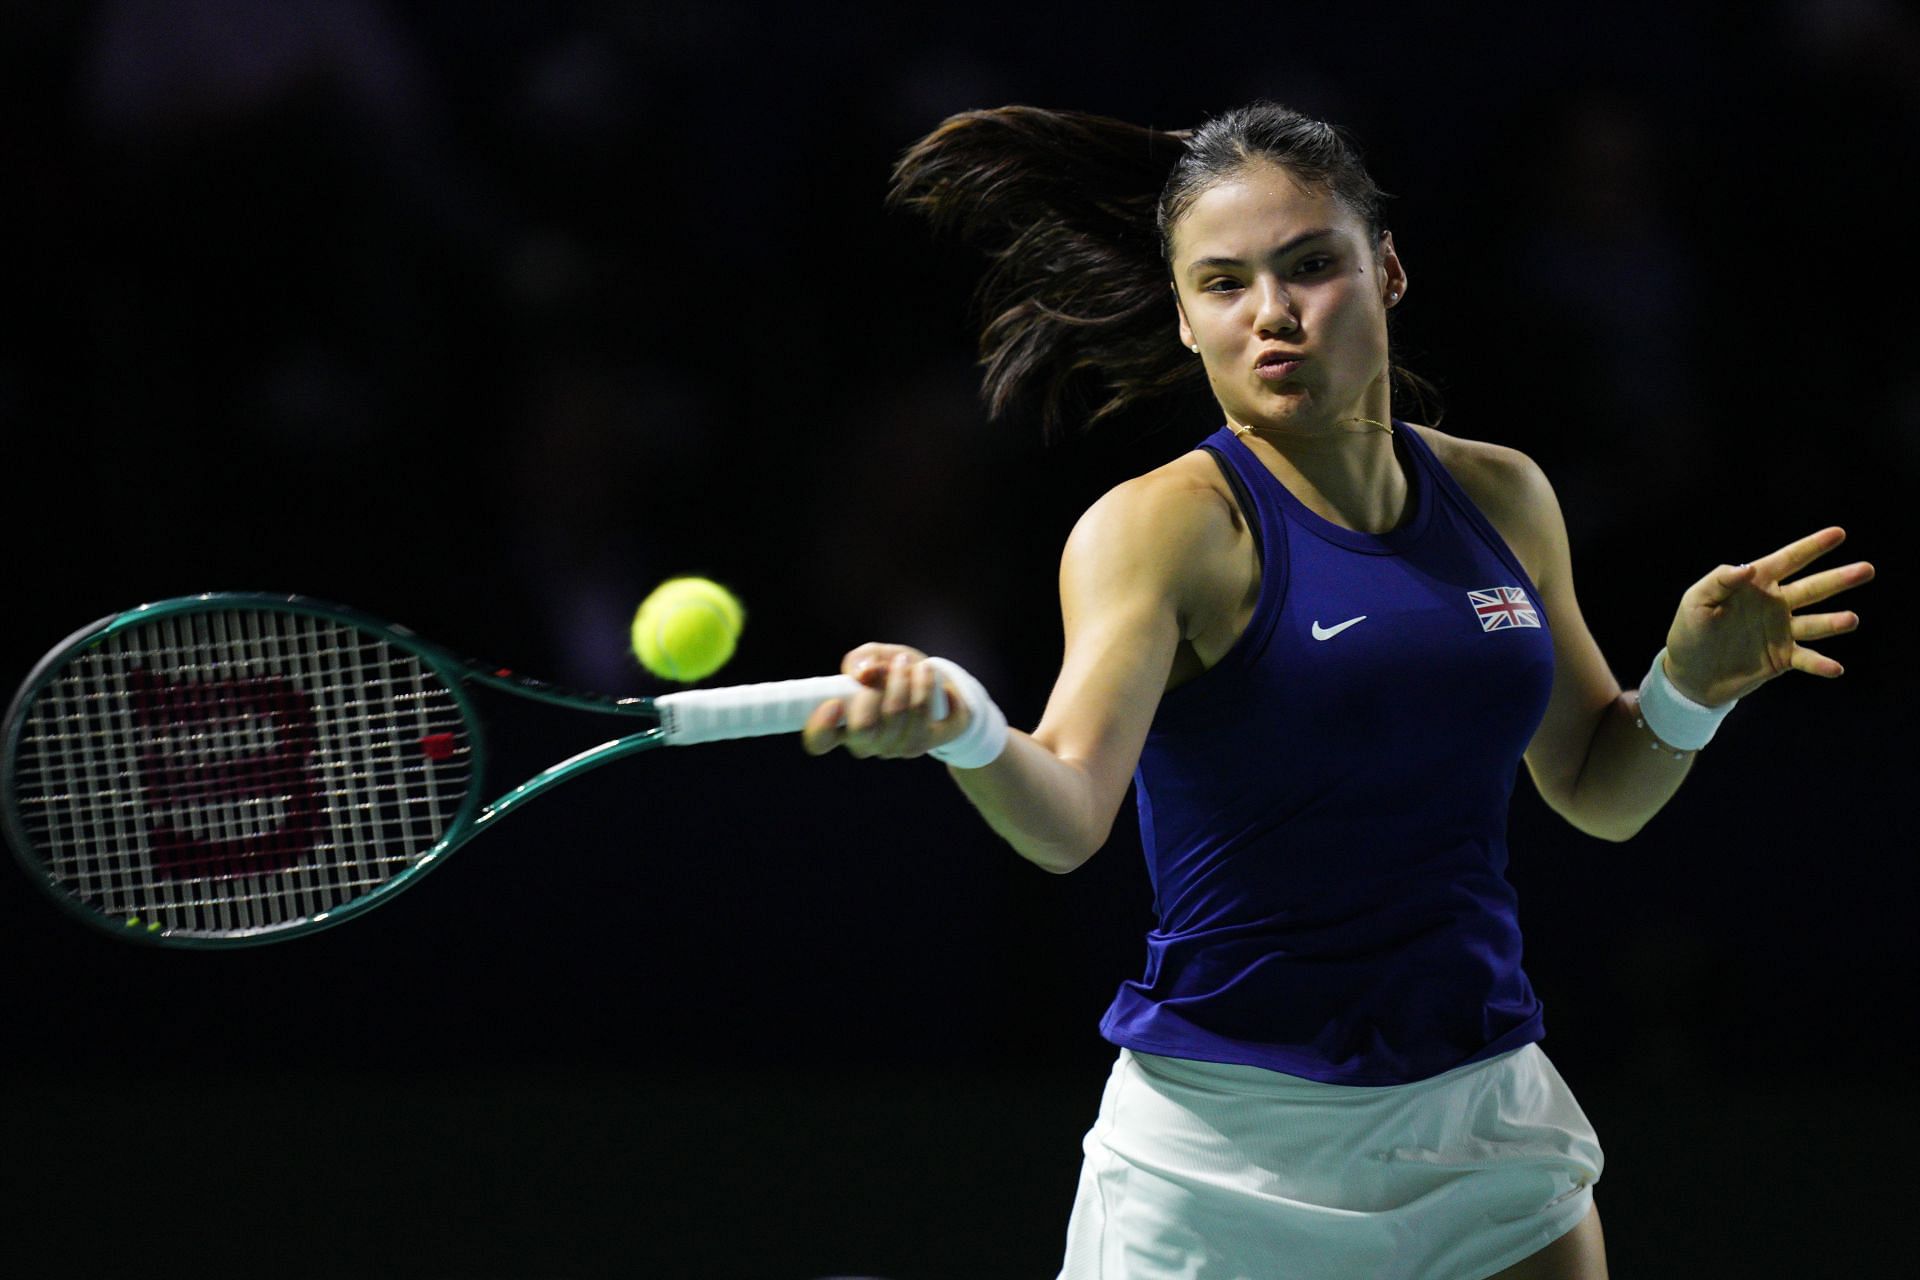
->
<box><xmin>1059</xmin><ymin>451</ymin><xmax>1256</xmax><ymax>639</ymax></box>
<box><xmin>1061</xmin><ymin>451</ymin><xmax>1249</xmax><ymax>580</ymax></box>
<box><xmin>1407</xmin><ymin>422</ymin><xmax>1549</xmax><ymax>511</ymax></box>
<box><xmin>1406</xmin><ymin>422</ymin><xmax>1557</xmax><ymax>580</ymax></box>
<box><xmin>1406</xmin><ymin>421</ymin><xmax>1536</xmax><ymax>478</ymax></box>
<box><xmin>1080</xmin><ymin>450</ymin><xmax>1245</xmax><ymax>539</ymax></box>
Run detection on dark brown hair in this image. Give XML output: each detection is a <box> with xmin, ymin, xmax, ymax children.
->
<box><xmin>888</xmin><ymin>101</ymin><xmax>1441</xmax><ymax>439</ymax></box>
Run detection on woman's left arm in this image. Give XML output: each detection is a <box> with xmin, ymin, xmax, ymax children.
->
<box><xmin>1491</xmin><ymin>452</ymin><xmax>1875</xmax><ymax>842</ymax></box>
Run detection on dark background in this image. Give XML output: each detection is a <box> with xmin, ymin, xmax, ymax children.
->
<box><xmin>2</xmin><ymin>2</ymin><xmax>1913</xmax><ymax>1276</ymax></box>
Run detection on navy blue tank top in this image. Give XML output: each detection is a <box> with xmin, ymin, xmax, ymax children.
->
<box><xmin>1099</xmin><ymin>422</ymin><xmax>1555</xmax><ymax>1085</ymax></box>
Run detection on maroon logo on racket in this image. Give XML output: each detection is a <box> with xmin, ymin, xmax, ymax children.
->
<box><xmin>130</xmin><ymin>671</ymin><xmax>323</xmax><ymax>879</ymax></box>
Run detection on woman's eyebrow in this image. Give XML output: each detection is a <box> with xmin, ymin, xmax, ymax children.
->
<box><xmin>1185</xmin><ymin>228</ymin><xmax>1338</xmax><ymax>276</ymax></box>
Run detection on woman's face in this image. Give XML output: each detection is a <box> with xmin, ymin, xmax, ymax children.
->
<box><xmin>1169</xmin><ymin>160</ymin><xmax>1405</xmax><ymax>437</ymax></box>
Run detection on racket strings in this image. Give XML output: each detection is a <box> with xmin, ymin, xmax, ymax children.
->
<box><xmin>11</xmin><ymin>609</ymin><xmax>473</xmax><ymax>938</ymax></box>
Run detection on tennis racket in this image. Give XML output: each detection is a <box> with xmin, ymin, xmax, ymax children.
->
<box><xmin>2</xmin><ymin>592</ymin><xmax>866</xmax><ymax>947</ymax></box>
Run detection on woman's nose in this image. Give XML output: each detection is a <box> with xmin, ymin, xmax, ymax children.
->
<box><xmin>1254</xmin><ymin>279</ymin><xmax>1299</xmax><ymax>335</ymax></box>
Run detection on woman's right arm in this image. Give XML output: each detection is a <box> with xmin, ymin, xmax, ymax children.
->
<box><xmin>801</xmin><ymin>468</ymin><xmax>1244</xmax><ymax>874</ymax></box>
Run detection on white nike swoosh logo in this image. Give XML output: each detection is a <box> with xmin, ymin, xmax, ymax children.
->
<box><xmin>1311</xmin><ymin>616</ymin><xmax>1367</xmax><ymax>640</ymax></box>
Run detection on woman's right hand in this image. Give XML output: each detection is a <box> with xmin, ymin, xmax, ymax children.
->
<box><xmin>801</xmin><ymin>643</ymin><xmax>972</xmax><ymax>760</ymax></box>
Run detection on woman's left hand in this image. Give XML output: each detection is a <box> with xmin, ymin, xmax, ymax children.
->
<box><xmin>1662</xmin><ymin>526</ymin><xmax>1875</xmax><ymax>706</ymax></box>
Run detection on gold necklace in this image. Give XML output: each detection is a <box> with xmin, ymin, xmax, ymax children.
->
<box><xmin>1229</xmin><ymin>415</ymin><xmax>1394</xmax><ymax>439</ymax></box>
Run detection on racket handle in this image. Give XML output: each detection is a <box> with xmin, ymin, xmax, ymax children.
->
<box><xmin>654</xmin><ymin>675</ymin><xmax>863</xmax><ymax>744</ymax></box>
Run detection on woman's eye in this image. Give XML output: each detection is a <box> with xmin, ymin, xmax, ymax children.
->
<box><xmin>1295</xmin><ymin>256</ymin><xmax>1332</xmax><ymax>275</ymax></box>
<box><xmin>1203</xmin><ymin>279</ymin><xmax>1239</xmax><ymax>293</ymax></box>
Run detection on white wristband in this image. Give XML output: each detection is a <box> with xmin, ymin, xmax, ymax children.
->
<box><xmin>1636</xmin><ymin>647</ymin><xmax>1736</xmax><ymax>754</ymax></box>
<box><xmin>922</xmin><ymin>656</ymin><xmax>1009</xmax><ymax>769</ymax></box>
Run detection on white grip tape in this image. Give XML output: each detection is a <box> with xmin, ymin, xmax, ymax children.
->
<box><xmin>923</xmin><ymin>657</ymin><xmax>1008</xmax><ymax>769</ymax></box>
<box><xmin>655</xmin><ymin>675</ymin><xmax>861</xmax><ymax>745</ymax></box>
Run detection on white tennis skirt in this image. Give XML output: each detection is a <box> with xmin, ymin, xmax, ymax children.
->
<box><xmin>1055</xmin><ymin>1044</ymin><xmax>1603</xmax><ymax>1280</ymax></box>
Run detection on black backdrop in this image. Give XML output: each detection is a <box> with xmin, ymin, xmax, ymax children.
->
<box><xmin>3</xmin><ymin>3</ymin><xmax>1912</xmax><ymax>1276</ymax></box>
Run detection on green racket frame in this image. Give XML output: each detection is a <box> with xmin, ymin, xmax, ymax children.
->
<box><xmin>1</xmin><ymin>593</ymin><xmax>769</xmax><ymax>947</ymax></box>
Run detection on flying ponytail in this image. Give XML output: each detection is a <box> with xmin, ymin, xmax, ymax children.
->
<box><xmin>888</xmin><ymin>102</ymin><xmax>1443</xmax><ymax>439</ymax></box>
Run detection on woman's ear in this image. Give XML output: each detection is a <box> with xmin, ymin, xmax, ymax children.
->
<box><xmin>1379</xmin><ymin>231</ymin><xmax>1407</xmax><ymax>307</ymax></box>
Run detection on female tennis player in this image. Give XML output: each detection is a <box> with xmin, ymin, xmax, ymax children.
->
<box><xmin>801</xmin><ymin>102</ymin><xmax>1873</xmax><ymax>1279</ymax></box>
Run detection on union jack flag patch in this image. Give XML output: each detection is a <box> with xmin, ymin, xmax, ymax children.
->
<box><xmin>1469</xmin><ymin>586</ymin><xmax>1541</xmax><ymax>632</ymax></box>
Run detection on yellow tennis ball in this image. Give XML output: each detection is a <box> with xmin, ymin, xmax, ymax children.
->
<box><xmin>630</xmin><ymin>577</ymin><xmax>744</xmax><ymax>682</ymax></box>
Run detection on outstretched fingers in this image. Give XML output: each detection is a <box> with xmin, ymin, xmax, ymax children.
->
<box><xmin>1788</xmin><ymin>644</ymin><xmax>1846</xmax><ymax>678</ymax></box>
<box><xmin>1790</xmin><ymin>609</ymin><xmax>1861</xmax><ymax>644</ymax></box>
<box><xmin>1751</xmin><ymin>526</ymin><xmax>1847</xmax><ymax>585</ymax></box>
<box><xmin>1781</xmin><ymin>559</ymin><xmax>1876</xmax><ymax>610</ymax></box>
<box><xmin>1671</xmin><ymin>528</ymin><xmax>1872</xmax><ymax>699</ymax></box>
